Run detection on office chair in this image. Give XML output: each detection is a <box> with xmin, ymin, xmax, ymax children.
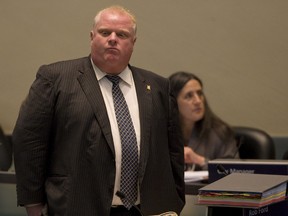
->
<box><xmin>208</xmin><ymin>126</ymin><xmax>276</xmax><ymax>216</ymax></box>
<box><xmin>282</xmin><ymin>150</ymin><xmax>288</xmax><ymax>160</ymax></box>
<box><xmin>232</xmin><ymin>126</ymin><xmax>276</xmax><ymax>159</ymax></box>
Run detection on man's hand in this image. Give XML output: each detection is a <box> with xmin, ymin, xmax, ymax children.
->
<box><xmin>25</xmin><ymin>203</ymin><xmax>46</xmax><ymax>216</ymax></box>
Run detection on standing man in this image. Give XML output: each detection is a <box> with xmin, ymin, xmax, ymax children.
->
<box><xmin>13</xmin><ymin>5</ymin><xmax>185</xmax><ymax>216</ymax></box>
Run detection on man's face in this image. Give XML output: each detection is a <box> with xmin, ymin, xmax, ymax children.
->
<box><xmin>177</xmin><ymin>79</ymin><xmax>205</xmax><ymax>123</ymax></box>
<box><xmin>90</xmin><ymin>10</ymin><xmax>136</xmax><ymax>74</ymax></box>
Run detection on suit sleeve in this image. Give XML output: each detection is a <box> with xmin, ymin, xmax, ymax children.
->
<box><xmin>13</xmin><ymin>65</ymin><xmax>56</xmax><ymax>206</ymax></box>
<box><xmin>168</xmin><ymin>82</ymin><xmax>185</xmax><ymax>204</ymax></box>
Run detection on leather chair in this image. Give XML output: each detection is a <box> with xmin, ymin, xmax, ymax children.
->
<box><xmin>208</xmin><ymin>126</ymin><xmax>276</xmax><ymax>216</ymax></box>
<box><xmin>232</xmin><ymin>126</ymin><xmax>276</xmax><ymax>159</ymax></box>
<box><xmin>282</xmin><ymin>150</ymin><xmax>288</xmax><ymax>160</ymax></box>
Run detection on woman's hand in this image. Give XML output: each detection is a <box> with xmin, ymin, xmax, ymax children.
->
<box><xmin>184</xmin><ymin>146</ymin><xmax>206</xmax><ymax>167</ymax></box>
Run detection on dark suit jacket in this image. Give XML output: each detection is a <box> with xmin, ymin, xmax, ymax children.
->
<box><xmin>13</xmin><ymin>56</ymin><xmax>185</xmax><ymax>216</ymax></box>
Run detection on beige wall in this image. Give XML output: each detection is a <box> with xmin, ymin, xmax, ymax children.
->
<box><xmin>1</xmin><ymin>0</ymin><xmax>288</xmax><ymax>136</ymax></box>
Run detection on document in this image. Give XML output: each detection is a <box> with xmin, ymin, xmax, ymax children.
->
<box><xmin>184</xmin><ymin>170</ymin><xmax>208</xmax><ymax>182</ymax></box>
<box><xmin>150</xmin><ymin>212</ymin><xmax>178</xmax><ymax>216</ymax></box>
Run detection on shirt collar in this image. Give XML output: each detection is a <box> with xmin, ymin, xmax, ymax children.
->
<box><xmin>90</xmin><ymin>59</ymin><xmax>133</xmax><ymax>86</ymax></box>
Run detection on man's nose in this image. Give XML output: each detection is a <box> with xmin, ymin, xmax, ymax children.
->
<box><xmin>108</xmin><ymin>32</ymin><xmax>117</xmax><ymax>45</ymax></box>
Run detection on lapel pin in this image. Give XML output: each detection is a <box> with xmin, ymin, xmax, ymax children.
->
<box><xmin>146</xmin><ymin>85</ymin><xmax>151</xmax><ymax>91</ymax></box>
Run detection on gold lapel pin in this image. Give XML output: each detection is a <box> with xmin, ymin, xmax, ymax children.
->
<box><xmin>146</xmin><ymin>85</ymin><xmax>151</xmax><ymax>91</ymax></box>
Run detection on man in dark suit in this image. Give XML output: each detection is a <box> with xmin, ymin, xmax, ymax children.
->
<box><xmin>13</xmin><ymin>5</ymin><xmax>185</xmax><ymax>216</ymax></box>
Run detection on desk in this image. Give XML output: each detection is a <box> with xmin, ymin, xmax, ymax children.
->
<box><xmin>0</xmin><ymin>171</ymin><xmax>17</xmax><ymax>184</ymax></box>
<box><xmin>181</xmin><ymin>181</ymin><xmax>208</xmax><ymax>216</ymax></box>
<box><xmin>0</xmin><ymin>171</ymin><xmax>26</xmax><ymax>216</ymax></box>
<box><xmin>185</xmin><ymin>181</ymin><xmax>206</xmax><ymax>195</ymax></box>
<box><xmin>184</xmin><ymin>180</ymin><xmax>245</xmax><ymax>216</ymax></box>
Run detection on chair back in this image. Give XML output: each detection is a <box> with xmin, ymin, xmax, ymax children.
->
<box><xmin>283</xmin><ymin>150</ymin><xmax>288</xmax><ymax>160</ymax></box>
<box><xmin>232</xmin><ymin>126</ymin><xmax>275</xmax><ymax>159</ymax></box>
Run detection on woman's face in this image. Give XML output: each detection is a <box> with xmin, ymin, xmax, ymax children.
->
<box><xmin>177</xmin><ymin>79</ymin><xmax>205</xmax><ymax>123</ymax></box>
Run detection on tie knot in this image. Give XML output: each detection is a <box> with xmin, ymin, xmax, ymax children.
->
<box><xmin>106</xmin><ymin>75</ymin><xmax>121</xmax><ymax>85</ymax></box>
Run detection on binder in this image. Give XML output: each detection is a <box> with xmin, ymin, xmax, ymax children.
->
<box><xmin>197</xmin><ymin>173</ymin><xmax>288</xmax><ymax>208</ymax></box>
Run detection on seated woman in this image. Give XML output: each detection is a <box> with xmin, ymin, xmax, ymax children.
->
<box><xmin>169</xmin><ymin>71</ymin><xmax>239</xmax><ymax>170</ymax></box>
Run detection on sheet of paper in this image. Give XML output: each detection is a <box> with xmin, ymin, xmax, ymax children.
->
<box><xmin>184</xmin><ymin>170</ymin><xmax>209</xmax><ymax>182</ymax></box>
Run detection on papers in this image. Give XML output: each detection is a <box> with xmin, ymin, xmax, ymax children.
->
<box><xmin>150</xmin><ymin>212</ymin><xmax>178</xmax><ymax>216</ymax></box>
<box><xmin>184</xmin><ymin>170</ymin><xmax>209</xmax><ymax>183</ymax></box>
<box><xmin>197</xmin><ymin>173</ymin><xmax>288</xmax><ymax>208</ymax></box>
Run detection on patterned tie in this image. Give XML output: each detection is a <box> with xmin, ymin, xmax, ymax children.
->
<box><xmin>106</xmin><ymin>75</ymin><xmax>138</xmax><ymax>209</ymax></box>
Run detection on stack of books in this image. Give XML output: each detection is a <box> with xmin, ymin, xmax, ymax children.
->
<box><xmin>197</xmin><ymin>173</ymin><xmax>288</xmax><ymax>208</ymax></box>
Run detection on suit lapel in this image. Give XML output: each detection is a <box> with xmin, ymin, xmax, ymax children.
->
<box><xmin>77</xmin><ymin>58</ymin><xmax>114</xmax><ymax>154</ymax></box>
<box><xmin>77</xmin><ymin>62</ymin><xmax>153</xmax><ymax>178</ymax></box>
<box><xmin>131</xmin><ymin>67</ymin><xmax>152</xmax><ymax>183</ymax></box>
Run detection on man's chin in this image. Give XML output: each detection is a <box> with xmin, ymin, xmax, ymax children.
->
<box><xmin>105</xmin><ymin>55</ymin><xmax>120</xmax><ymax>62</ymax></box>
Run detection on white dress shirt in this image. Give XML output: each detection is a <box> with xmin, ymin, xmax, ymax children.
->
<box><xmin>91</xmin><ymin>60</ymin><xmax>140</xmax><ymax>206</ymax></box>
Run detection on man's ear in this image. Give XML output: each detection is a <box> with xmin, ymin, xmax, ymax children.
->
<box><xmin>90</xmin><ymin>31</ymin><xmax>94</xmax><ymax>40</ymax></box>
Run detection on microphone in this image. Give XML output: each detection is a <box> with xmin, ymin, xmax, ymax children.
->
<box><xmin>233</xmin><ymin>135</ymin><xmax>244</xmax><ymax>158</ymax></box>
<box><xmin>115</xmin><ymin>191</ymin><xmax>144</xmax><ymax>216</ymax></box>
<box><xmin>216</xmin><ymin>164</ymin><xmax>229</xmax><ymax>176</ymax></box>
<box><xmin>216</xmin><ymin>136</ymin><xmax>244</xmax><ymax>177</ymax></box>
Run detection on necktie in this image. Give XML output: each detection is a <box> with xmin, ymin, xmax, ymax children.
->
<box><xmin>106</xmin><ymin>75</ymin><xmax>138</xmax><ymax>209</ymax></box>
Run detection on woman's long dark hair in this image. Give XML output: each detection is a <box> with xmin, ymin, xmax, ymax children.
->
<box><xmin>169</xmin><ymin>71</ymin><xmax>234</xmax><ymax>143</ymax></box>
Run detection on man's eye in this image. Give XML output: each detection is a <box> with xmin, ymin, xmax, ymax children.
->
<box><xmin>117</xmin><ymin>33</ymin><xmax>128</xmax><ymax>39</ymax></box>
<box><xmin>100</xmin><ymin>31</ymin><xmax>110</xmax><ymax>37</ymax></box>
